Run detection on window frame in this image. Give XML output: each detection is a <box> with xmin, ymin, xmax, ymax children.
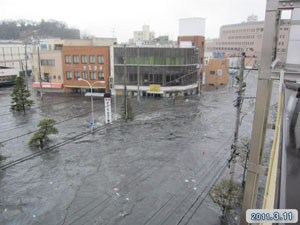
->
<box><xmin>66</xmin><ymin>71</ymin><xmax>72</xmax><ymax>80</ymax></box>
<box><xmin>73</xmin><ymin>55</ymin><xmax>79</xmax><ymax>64</ymax></box>
<box><xmin>74</xmin><ymin>71</ymin><xmax>80</xmax><ymax>80</ymax></box>
<box><xmin>97</xmin><ymin>55</ymin><xmax>104</xmax><ymax>64</ymax></box>
<box><xmin>98</xmin><ymin>72</ymin><xmax>104</xmax><ymax>80</ymax></box>
<box><xmin>81</xmin><ymin>55</ymin><xmax>87</xmax><ymax>64</ymax></box>
<box><xmin>90</xmin><ymin>72</ymin><xmax>96</xmax><ymax>80</ymax></box>
<box><xmin>82</xmin><ymin>72</ymin><xmax>88</xmax><ymax>80</ymax></box>
<box><xmin>89</xmin><ymin>55</ymin><xmax>95</xmax><ymax>64</ymax></box>
<box><xmin>65</xmin><ymin>55</ymin><xmax>71</xmax><ymax>64</ymax></box>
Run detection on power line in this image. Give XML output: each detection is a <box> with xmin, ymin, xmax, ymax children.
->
<box><xmin>64</xmin><ymin>133</ymin><xmax>236</xmax><ymax>225</ymax></box>
<box><xmin>0</xmin><ymin>105</ymin><xmax>103</xmax><ymax>143</ymax></box>
<box><xmin>0</xmin><ymin>98</ymin><xmax>166</xmax><ymax>170</ymax></box>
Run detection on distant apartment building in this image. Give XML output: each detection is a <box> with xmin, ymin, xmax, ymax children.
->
<box><xmin>112</xmin><ymin>46</ymin><xmax>199</xmax><ymax>97</ymax></box>
<box><xmin>133</xmin><ymin>25</ymin><xmax>155</xmax><ymax>45</ymax></box>
<box><xmin>205</xmin><ymin>16</ymin><xmax>290</xmax><ymax>65</ymax></box>
<box><xmin>32</xmin><ymin>38</ymin><xmax>116</xmax><ymax>93</ymax></box>
<box><xmin>0</xmin><ymin>40</ymin><xmax>33</xmax><ymax>75</ymax></box>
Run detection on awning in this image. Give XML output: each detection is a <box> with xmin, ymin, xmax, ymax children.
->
<box><xmin>64</xmin><ymin>85</ymin><xmax>105</xmax><ymax>89</ymax></box>
<box><xmin>32</xmin><ymin>82</ymin><xmax>63</xmax><ymax>89</ymax></box>
<box><xmin>147</xmin><ymin>91</ymin><xmax>164</xmax><ymax>94</ymax></box>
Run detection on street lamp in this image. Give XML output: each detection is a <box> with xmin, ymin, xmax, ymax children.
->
<box><xmin>78</xmin><ymin>78</ymin><xmax>104</xmax><ymax>130</ymax></box>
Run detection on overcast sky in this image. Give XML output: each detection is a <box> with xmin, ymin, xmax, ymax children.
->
<box><xmin>1</xmin><ymin>0</ymin><xmax>267</xmax><ymax>42</ymax></box>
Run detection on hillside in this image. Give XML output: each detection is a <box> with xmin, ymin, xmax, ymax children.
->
<box><xmin>0</xmin><ymin>19</ymin><xmax>80</xmax><ymax>40</ymax></box>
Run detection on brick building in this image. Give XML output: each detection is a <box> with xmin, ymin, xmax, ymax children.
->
<box><xmin>202</xmin><ymin>58</ymin><xmax>229</xmax><ymax>91</ymax></box>
<box><xmin>62</xmin><ymin>46</ymin><xmax>110</xmax><ymax>93</ymax></box>
<box><xmin>32</xmin><ymin>38</ymin><xmax>116</xmax><ymax>93</ymax></box>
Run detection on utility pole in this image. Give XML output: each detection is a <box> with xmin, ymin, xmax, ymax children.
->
<box><xmin>25</xmin><ymin>43</ymin><xmax>29</xmax><ymax>90</ymax></box>
<box><xmin>123</xmin><ymin>44</ymin><xmax>128</xmax><ymax>120</ymax></box>
<box><xmin>230</xmin><ymin>52</ymin><xmax>245</xmax><ymax>181</ymax></box>
<box><xmin>37</xmin><ymin>46</ymin><xmax>43</xmax><ymax>101</ymax></box>
<box><xmin>242</xmin><ymin>142</ymin><xmax>249</xmax><ymax>188</ymax></box>
<box><xmin>137</xmin><ymin>46</ymin><xmax>140</xmax><ymax>101</ymax></box>
<box><xmin>240</xmin><ymin>0</ymin><xmax>280</xmax><ymax>223</ymax></box>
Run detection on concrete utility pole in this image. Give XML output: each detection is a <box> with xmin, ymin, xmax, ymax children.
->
<box><xmin>25</xmin><ymin>43</ymin><xmax>29</xmax><ymax>90</ymax></box>
<box><xmin>230</xmin><ymin>52</ymin><xmax>245</xmax><ymax>181</ymax></box>
<box><xmin>37</xmin><ymin>46</ymin><xmax>43</xmax><ymax>100</ymax></box>
<box><xmin>123</xmin><ymin>44</ymin><xmax>128</xmax><ymax>120</ymax></box>
<box><xmin>240</xmin><ymin>0</ymin><xmax>280</xmax><ymax>224</ymax></box>
<box><xmin>137</xmin><ymin>46</ymin><xmax>140</xmax><ymax>101</ymax></box>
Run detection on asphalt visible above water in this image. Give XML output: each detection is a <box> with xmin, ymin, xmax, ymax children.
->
<box><xmin>0</xmin><ymin>73</ymin><xmax>260</xmax><ymax>225</ymax></box>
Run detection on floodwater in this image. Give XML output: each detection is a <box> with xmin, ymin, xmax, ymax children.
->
<box><xmin>0</xmin><ymin>72</ymin><xmax>261</xmax><ymax>225</ymax></box>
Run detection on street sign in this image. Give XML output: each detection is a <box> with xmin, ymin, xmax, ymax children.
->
<box><xmin>104</xmin><ymin>95</ymin><xmax>112</xmax><ymax>124</ymax></box>
<box><xmin>89</xmin><ymin>122</ymin><xmax>94</xmax><ymax>127</ymax></box>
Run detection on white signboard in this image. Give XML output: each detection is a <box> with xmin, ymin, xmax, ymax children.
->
<box><xmin>217</xmin><ymin>69</ymin><xmax>223</xmax><ymax>76</ymax></box>
<box><xmin>0</xmin><ymin>68</ymin><xmax>18</xmax><ymax>77</ymax></box>
<box><xmin>202</xmin><ymin>72</ymin><xmax>206</xmax><ymax>85</ymax></box>
<box><xmin>180</xmin><ymin>41</ymin><xmax>193</xmax><ymax>47</ymax></box>
<box><xmin>104</xmin><ymin>97</ymin><xmax>112</xmax><ymax>124</ymax></box>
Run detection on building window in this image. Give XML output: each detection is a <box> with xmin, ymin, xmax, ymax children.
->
<box><xmin>81</xmin><ymin>55</ymin><xmax>87</xmax><ymax>64</ymax></box>
<box><xmin>82</xmin><ymin>72</ymin><xmax>88</xmax><ymax>80</ymax></box>
<box><xmin>53</xmin><ymin>75</ymin><xmax>56</xmax><ymax>79</ymax></box>
<box><xmin>66</xmin><ymin>71</ymin><xmax>72</xmax><ymax>80</ymax></box>
<box><xmin>210</xmin><ymin>71</ymin><xmax>215</xmax><ymax>75</ymax></box>
<box><xmin>90</xmin><ymin>72</ymin><xmax>96</xmax><ymax>80</ymax></box>
<box><xmin>73</xmin><ymin>55</ymin><xmax>79</xmax><ymax>64</ymax></box>
<box><xmin>65</xmin><ymin>55</ymin><xmax>71</xmax><ymax>64</ymax></box>
<box><xmin>58</xmin><ymin>75</ymin><xmax>61</xmax><ymax>80</ymax></box>
<box><xmin>98</xmin><ymin>72</ymin><xmax>104</xmax><ymax>80</ymax></box>
<box><xmin>89</xmin><ymin>55</ymin><xmax>95</xmax><ymax>64</ymax></box>
<box><xmin>41</xmin><ymin>59</ymin><xmax>55</xmax><ymax>66</ymax></box>
<box><xmin>74</xmin><ymin>71</ymin><xmax>80</xmax><ymax>80</ymax></box>
<box><xmin>282</xmin><ymin>48</ymin><xmax>286</xmax><ymax>52</ymax></box>
<box><xmin>97</xmin><ymin>55</ymin><xmax>104</xmax><ymax>64</ymax></box>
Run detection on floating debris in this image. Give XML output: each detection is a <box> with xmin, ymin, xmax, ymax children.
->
<box><xmin>185</xmin><ymin>179</ymin><xmax>189</xmax><ymax>183</ymax></box>
<box><xmin>116</xmin><ymin>192</ymin><xmax>120</xmax><ymax>196</ymax></box>
<box><xmin>192</xmin><ymin>179</ymin><xmax>196</xmax><ymax>183</ymax></box>
<box><xmin>113</xmin><ymin>188</ymin><xmax>119</xmax><ymax>191</ymax></box>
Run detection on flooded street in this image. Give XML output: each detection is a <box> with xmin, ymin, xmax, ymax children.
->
<box><xmin>0</xmin><ymin>72</ymin><xmax>260</xmax><ymax>225</ymax></box>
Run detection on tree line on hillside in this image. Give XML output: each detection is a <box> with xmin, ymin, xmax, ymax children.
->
<box><xmin>0</xmin><ymin>19</ymin><xmax>80</xmax><ymax>40</ymax></box>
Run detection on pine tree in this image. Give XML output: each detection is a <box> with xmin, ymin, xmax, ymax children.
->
<box><xmin>209</xmin><ymin>179</ymin><xmax>242</xmax><ymax>218</ymax></box>
<box><xmin>28</xmin><ymin>119</ymin><xmax>58</xmax><ymax>150</ymax></box>
<box><xmin>120</xmin><ymin>97</ymin><xmax>135</xmax><ymax>121</ymax></box>
<box><xmin>10</xmin><ymin>76</ymin><xmax>34</xmax><ymax>113</ymax></box>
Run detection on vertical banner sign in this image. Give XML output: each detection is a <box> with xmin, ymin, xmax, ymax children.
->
<box><xmin>104</xmin><ymin>93</ymin><xmax>112</xmax><ymax>124</ymax></box>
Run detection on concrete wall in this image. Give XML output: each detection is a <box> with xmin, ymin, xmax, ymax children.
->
<box><xmin>179</xmin><ymin>18</ymin><xmax>206</xmax><ymax>37</ymax></box>
<box><xmin>0</xmin><ymin>42</ymin><xmax>33</xmax><ymax>73</ymax></box>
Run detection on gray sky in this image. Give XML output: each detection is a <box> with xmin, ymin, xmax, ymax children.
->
<box><xmin>1</xmin><ymin>0</ymin><xmax>267</xmax><ymax>42</ymax></box>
